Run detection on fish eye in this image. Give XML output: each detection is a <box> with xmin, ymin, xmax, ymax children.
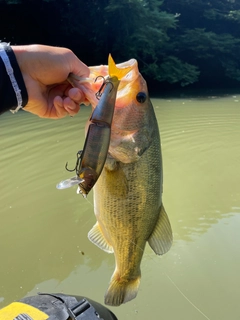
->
<box><xmin>136</xmin><ymin>92</ymin><xmax>147</xmax><ymax>103</ymax></box>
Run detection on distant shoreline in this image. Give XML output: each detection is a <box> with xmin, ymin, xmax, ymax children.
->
<box><xmin>150</xmin><ymin>87</ymin><xmax>240</xmax><ymax>99</ymax></box>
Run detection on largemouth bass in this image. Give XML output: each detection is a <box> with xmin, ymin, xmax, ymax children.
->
<box><xmin>83</xmin><ymin>58</ymin><xmax>173</xmax><ymax>307</ymax></box>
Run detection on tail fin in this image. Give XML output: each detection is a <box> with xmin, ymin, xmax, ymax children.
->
<box><xmin>104</xmin><ymin>272</ymin><xmax>141</xmax><ymax>306</ymax></box>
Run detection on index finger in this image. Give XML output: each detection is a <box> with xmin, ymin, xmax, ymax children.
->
<box><xmin>70</xmin><ymin>54</ymin><xmax>90</xmax><ymax>78</ymax></box>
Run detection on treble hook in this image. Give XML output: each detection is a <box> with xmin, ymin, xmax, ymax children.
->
<box><xmin>94</xmin><ymin>75</ymin><xmax>105</xmax><ymax>83</ymax></box>
<box><xmin>95</xmin><ymin>76</ymin><xmax>114</xmax><ymax>100</ymax></box>
<box><xmin>65</xmin><ymin>151</ymin><xmax>82</xmax><ymax>174</ymax></box>
<box><xmin>94</xmin><ymin>76</ymin><xmax>104</xmax><ymax>100</ymax></box>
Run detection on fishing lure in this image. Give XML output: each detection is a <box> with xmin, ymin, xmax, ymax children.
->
<box><xmin>57</xmin><ymin>55</ymin><xmax>131</xmax><ymax>197</ymax></box>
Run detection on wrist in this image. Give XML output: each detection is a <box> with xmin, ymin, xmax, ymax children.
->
<box><xmin>0</xmin><ymin>42</ymin><xmax>28</xmax><ymax>113</ymax></box>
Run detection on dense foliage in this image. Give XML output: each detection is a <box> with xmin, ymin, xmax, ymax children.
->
<box><xmin>1</xmin><ymin>0</ymin><xmax>240</xmax><ymax>89</ymax></box>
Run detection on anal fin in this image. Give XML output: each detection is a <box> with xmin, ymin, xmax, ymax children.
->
<box><xmin>148</xmin><ymin>204</ymin><xmax>173</xmax><ymax>255</ymax></box>
<box><xmin>88</xmin><ymin>222</ymin><xmax>114</xmax><ymax>253</ymax></box>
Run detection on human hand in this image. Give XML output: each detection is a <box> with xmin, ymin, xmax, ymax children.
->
<box><xmin>12</xmin><ymin>44</ymin><xmax>90</xmax><ymax>119</ymax></box>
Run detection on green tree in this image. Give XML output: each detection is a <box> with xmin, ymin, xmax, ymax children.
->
<box><xmin>2</xmin><ymin>0</ymin><xmax>240</xmax><ymax>87</ymax></box>
<box><xmin>161</xmin><ymin>0</ymin><xmax>240</xmax><ymax>85</ymax></box>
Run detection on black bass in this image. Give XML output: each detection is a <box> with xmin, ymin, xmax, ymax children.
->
<box><xmin>86</xmin><ymin>58</ymin><xmax>173</xmax><ymax>306</ymax></box>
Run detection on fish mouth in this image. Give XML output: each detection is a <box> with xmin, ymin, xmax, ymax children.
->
<box><xmin>89</xmin><ymin>59</ymin><xmax>138</xmax><ymax>84</ymax></box>
<box><xmin>115</xmin><ymin>59</ymin><xmax>138</xmax><ymax>82</ymax></box>
<box><xmin>88</xmin><ymin>58</ymin><xmax>141</xmax><ymax>110</ymax></box>
<box><xmin>115</xmin><ymin>59</ymin><xmax>136</xmax><ymax>70</ymax></box>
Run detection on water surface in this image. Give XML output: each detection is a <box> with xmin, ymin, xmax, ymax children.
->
<box><xmin>0</xmin><ymin>96</ymin><xmax>240</xmax><ymax>319</ymax></box>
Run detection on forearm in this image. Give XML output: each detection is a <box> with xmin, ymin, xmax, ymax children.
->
<box><xmin>0</xmin><ymin>42</ymin><xmax>28</xmax><ymax>114</ymax></box>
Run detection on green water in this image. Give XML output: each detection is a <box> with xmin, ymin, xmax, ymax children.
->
<box><xmin>0</xmin><ymin>95</ymin><xmax>240</xmax><ymax>319</ymax></box>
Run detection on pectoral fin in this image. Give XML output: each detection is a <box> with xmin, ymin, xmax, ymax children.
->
<box><xmin>104</xmin><ymin>160</ymin><xmax>128</xmax><ymax>198</ymax></box>
<box><xmin>148</xmin><ymin>204</ymin><xmax>173</xmax><ymax>255</ymax></box>
<box><xmin>88</xmin><ymin>222</ymin><xmax>114</xmax><ymax>253</ymax></box>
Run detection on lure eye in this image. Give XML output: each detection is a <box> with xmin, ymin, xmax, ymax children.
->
<box><xmin>136</xmin><ymin>92</ymin><xmax>147</xmax><ymax>103</ymax></box>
